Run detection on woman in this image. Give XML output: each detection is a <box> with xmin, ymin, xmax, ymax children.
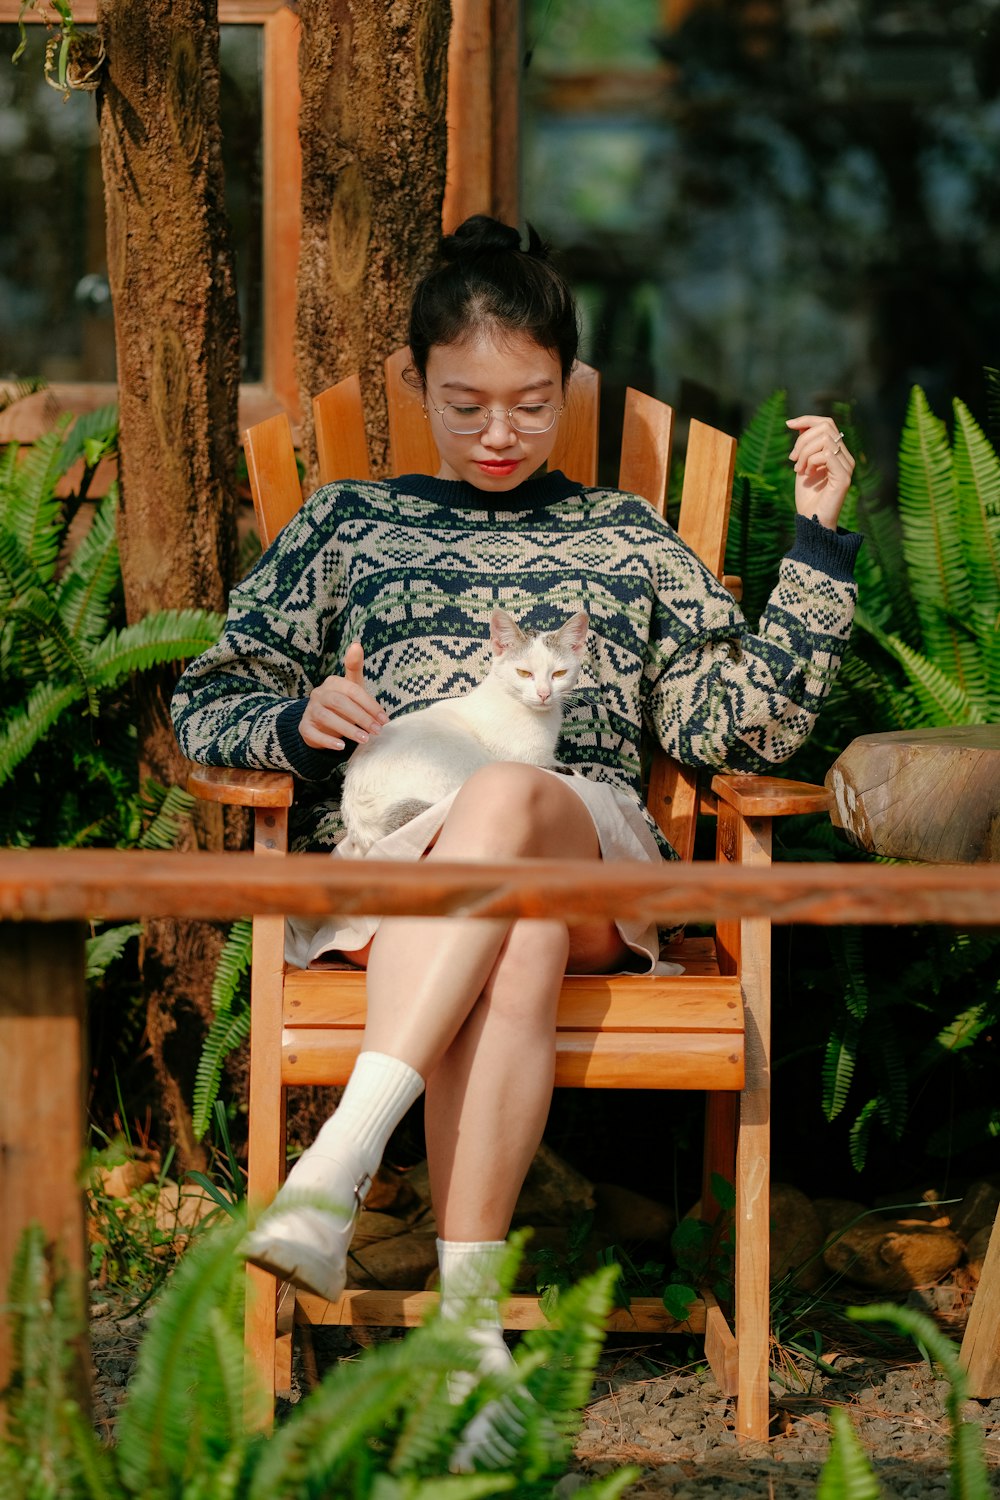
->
<box><xmin>172</xmin><ymin>215</ymin><xmax>859</xmax><ymax>1444</ymax></box>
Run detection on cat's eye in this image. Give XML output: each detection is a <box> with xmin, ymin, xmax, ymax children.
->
<box><xmin>516</xmin><ymin>669</ymin><xmax>532</xmax><ymax>679</ymax></box>
<box><xmin>552</xmin><ymin>669</ymin><xmax>568</xmax><ymax>678</ymax></box>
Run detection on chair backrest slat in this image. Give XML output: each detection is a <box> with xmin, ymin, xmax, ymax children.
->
<box><xmin>618</xmin><ymin>387</ymin><xmax>673</xmax><ymax>516</ymax></box>
<box><xmin>385</xmin><ymin>347</ymin><xmax>440</xmax><ymax>476</ymax></box>
<box><xmin>548</xmin><ymin>361</ymin><xmax>599</xmax><ymax>486</ymax></box>
<box><xmin>243</xmin><ymin>412</ymin><xmax>304</xmax><ymax>551</ymax></box>
<box><xmin>314</xmin><ymin>375</ymin><xmax>371</xmax><ymax>486</ymax></box>
<box><xmin>676</xmin><ymin>419</ymin><xmax>737</xmax><ymax>577</ymax></box>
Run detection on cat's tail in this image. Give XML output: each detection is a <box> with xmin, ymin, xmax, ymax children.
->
<box><xmin>344</xmin><ymin>798</ymin><xmax>433</xmax><ymax>854</ymax></box>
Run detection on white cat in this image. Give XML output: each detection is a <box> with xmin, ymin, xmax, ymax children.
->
<box><xmin>339</xmin><ymin>607</ymin><xmax>589</xmax><ymax>853</ymax></box>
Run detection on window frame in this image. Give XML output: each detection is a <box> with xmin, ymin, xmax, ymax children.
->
<box><xmin>0</xmin><ymin>0</ymin><xmax>301</xmax><ymax>439</ymax></box>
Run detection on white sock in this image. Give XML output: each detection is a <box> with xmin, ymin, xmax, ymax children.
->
<box><xmin>438</xmin><ymin>1238</ymin><xmax>514</xmax><ymax>1403</ymax></box>
<box><xmin>306</xmin><ymin>1050</ymin><xmax>424</xmax><ymax>1182</ymax></box>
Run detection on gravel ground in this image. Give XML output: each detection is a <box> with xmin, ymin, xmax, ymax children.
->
<box><xmin>89</xmin><ymin>1308</ymin><xmax>1000</xmax><ymax>1494</ymax></box>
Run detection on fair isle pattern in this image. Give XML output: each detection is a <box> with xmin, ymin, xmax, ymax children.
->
<box><xmin>172</xmin><ymin>472</ymin><xmax>859</xmax><ymax>854</ymax></box>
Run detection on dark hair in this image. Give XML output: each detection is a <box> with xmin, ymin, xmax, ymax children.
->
<box><xmin>407</xmin><ymin>215</ymin><xmax>580</xmax><ymax>384</ymax></box>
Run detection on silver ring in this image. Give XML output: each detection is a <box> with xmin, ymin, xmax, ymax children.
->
<box><xmin>837</xmin><ymin>429</ymin><xmax>845</xmax><ymax>439</ymax></box>
<box><xmin>833</xmin><ymin>443</ymin><xmax>841</xmax><ymax>455</ymax></box>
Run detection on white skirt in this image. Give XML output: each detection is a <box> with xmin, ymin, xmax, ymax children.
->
<box><xmin>284</xmin><ymin>768</ymin><xmax>682</xmax><ymax>975</ymax></box>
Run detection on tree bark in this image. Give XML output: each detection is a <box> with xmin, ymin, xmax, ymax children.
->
<box><xmin>295</xmin><ymin>0</ymin><xmax>451</xmax><ymax>484</ymax></box>
<box><xmin>96</xmin><ymin>0</ymin><xmax>242</xmax><ymax>1169</ymax></box>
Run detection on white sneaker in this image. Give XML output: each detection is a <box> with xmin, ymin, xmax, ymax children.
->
<box><xmin>241</xmin><ymin>1146</ymin><xmax>372</xmax><ymax>1302</ymax></box>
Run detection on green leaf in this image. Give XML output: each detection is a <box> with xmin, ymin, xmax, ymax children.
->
<box><xmin>709</xmin><ymin>1173</ymin><xmax>735</xmax><ymax>1211</ymax></box>
<box><xmin>818</xmin><ymin>1407</ymin><xmax>881</xmax><ymax>1500</ymax></box>
<box><xmin>85</xmin><ymin>923</ymin><xmax>141</xmax><ymax>980</ymax></box>
<box><xmin>89</xmin><ymin>608</ymin><xmax>224</xmax><ymax>687</ymax></box>
<box><xmin>663</xmin><ymin>1282</ymin><xmax>698</xmax><ymax>1321</ymax></box>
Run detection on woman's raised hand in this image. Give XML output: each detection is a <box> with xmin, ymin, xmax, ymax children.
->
<box><xmin>299</xmin><ymin>640</ymin><xmax>388</xmax><ymax>752</ymax></box>
<box><xmin>786</xmin><ymin>415</ymin><xmax>856</xmax><ymax>530</ymax></box>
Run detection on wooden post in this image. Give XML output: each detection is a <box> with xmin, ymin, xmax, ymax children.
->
<box><xmin>0</xmin><ymin>922</ymin><xmax>91</xmax><ymax>1418</ymax></box>
<box><xmin>444</xmin><ymin>0</ymin><xmax>522</xmax><ymax>231</ymax></box>
<box><xmin>961</xmin><ymin>1207</ymin><xmax>1000</xmax><ymax>1397</ymax></box>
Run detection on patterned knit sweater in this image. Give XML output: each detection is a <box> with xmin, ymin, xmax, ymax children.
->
<box><xmin>172</xmin><ymin>469</ymin><xmax>862</xmax><ymax>854</ymax></box>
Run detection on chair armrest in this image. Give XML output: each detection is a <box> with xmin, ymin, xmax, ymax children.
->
<box><xmin>187</xmin><ymin>764</ymin><xmax>295</xmax><ymax>808</ymax></box>
<box><xmin>711</xmin><ymin>774</ymin><xmax>831</xmax><ymax>818</ymax></box>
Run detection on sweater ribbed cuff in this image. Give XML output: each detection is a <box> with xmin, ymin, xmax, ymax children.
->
<box><xmin>786</xmin><ymin>512</ymin><xmax>863</xmax><ymax>583</ymax></box>
<box><xmin>275</xmin><ymin>699</ymin><xmax>350</xmax><ymax>781</ymax></box>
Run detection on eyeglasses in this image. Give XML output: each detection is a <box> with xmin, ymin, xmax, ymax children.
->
<box><xmin>429</xmin><ymin>401</ymin><xmax>564</xmax><ymax>435</ymax></box>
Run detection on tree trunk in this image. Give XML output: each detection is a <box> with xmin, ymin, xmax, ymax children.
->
<box><xmin>96</xmin><ymin>0</ymin><xmax>242</xmax><ymax>1169</ymax></box>
<box><xmin>295</xmin><ymin>0</ymin><xmax>451</xmax><ymax>484</ymax></box>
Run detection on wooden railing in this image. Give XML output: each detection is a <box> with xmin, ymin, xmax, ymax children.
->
<box><xmin>2</xmin><ymin>848</ymin><xmax>999</xmax><ymax>1414</ymax></box>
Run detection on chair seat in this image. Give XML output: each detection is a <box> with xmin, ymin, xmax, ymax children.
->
<box><xmin>282</xmin><ymin>935</ymin><xmax>744</xmax><ymax>1090</ymax></box>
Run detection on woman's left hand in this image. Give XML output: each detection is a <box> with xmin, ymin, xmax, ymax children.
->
<box><xmin>786</xmin><ymin>415</ymin><xmax>856</xmax><ymax>530</ymax></box>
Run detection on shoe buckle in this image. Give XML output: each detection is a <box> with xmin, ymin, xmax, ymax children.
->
<box><xmin>355</xmin><ymin>1171</ymin><xmax>373</xmax><ymax>1206</ymax></box>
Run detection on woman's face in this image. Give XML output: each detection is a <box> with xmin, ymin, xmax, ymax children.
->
<box><xmin>424</xmin><ymin>330</ymin><xmax>565</xmax><ymax>491</ymax></box>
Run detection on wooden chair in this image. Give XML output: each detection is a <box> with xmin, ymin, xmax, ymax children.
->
<box><xmin>189</xmin><ymin>355</ymin><xmax>831</xmax><ymax>1441</ymax></box>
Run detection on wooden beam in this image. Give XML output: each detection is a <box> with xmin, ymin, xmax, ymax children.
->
<box><xmin>1</xmin><ymin>850</ymin><xmax>998</xmax><ymax>927</ymax></box>
<box><xmin>0</xmin><ymin>924</ymin><xmax>90</xmax><ymax>1419</ymax></box>
<box><xmin>961</xmin><ymin>1208</ymin><xmax>1000</xmax><ymax>1397</ymax></box>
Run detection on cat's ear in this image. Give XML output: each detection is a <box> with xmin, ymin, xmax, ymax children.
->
<box><xmin>556</xmin><ymin>610</ymin><xmax>589</xmax><ymax>655</ymax></box>
<box><xmin>490</xmin><ymin>608</ymin><xmax>527</xmax><ymax>655</ymax></box>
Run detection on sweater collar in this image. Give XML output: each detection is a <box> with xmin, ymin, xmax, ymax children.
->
<box><xmin>394</xmin><ymin>469</ymin><xmax>582</xmax><ymax>512</ymax></box>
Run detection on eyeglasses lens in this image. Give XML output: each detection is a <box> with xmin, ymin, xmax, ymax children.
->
<box><xmin>441</xmin><ymin>404</ymin><xmax>559</xmax><ymax>435</ymax></box>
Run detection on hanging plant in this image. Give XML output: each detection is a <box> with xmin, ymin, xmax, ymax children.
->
<box><xmin>12</xmin><ymin>0</ymin><xmax>106</xmax><ymax>96</ymax></box>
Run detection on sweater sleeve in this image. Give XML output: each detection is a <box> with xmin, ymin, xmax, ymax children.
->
<box><xmin>644</xmin><ymin>513</ymin><xmax>862</xmax><ymax>772</ymax></box>
<box><xmin>170</xmin><ymin>500</ymin><xmax>350</xmax><ymax>783</ymax></box>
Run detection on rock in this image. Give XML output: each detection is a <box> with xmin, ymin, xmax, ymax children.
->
<box><xmin>813</xmin><ymin>1198</ymin><xmax>872</xmax><ymax>1235</ymax></box>
<box><xmin>965</xmin><ymin>1224</ymin><xmax>993</xmax><ymax>1280</ymax></box>
<box><xmin>950</xmin><ymin>1180</ymin><xmax>1000</xmax><ymax>1243</ymax></box>
<box><xmin>347</xmin><ymin>1228</ymin><xmax>440</xmax><ymax>1290</ymax></box>
<box><xmin>770</xmin><ymin>1183</ymin><xmax>826</xmax><ymax>1290</ymax></box>
<box><xmin>511</xmin><ymin>1141</ymin><xmax>594</xmax><ymax>1226</ymax></box>
<box><xmin>592</xmin><ymin>1182</ymin><xmax>674</xmax><ymax>1245</ymax></box>
<box><xmin>351</xmin><ymin>1211</ymin><xmax>413</xmax><ymax>1249</ymax></box>
<box><xmin>96</xmin><ymin>1158</ymin><xmax>157</xmax><ymax>1198</ymax></box>
<box><xmin>874</xmin><ymin>1185</ymin><xmax>950</xmax><ymax>1224</ymax></box>
<box><xmin>153</xmin><ymin>1180</ymin><xmax>216</xmax><ymax>1234</ymax></box>
<box><xmin>823</xmin><ymin>1220</ymin><xmax>964</xmax><ymax>1291</ymax></box>
<box><xmin>402</xmin><ymin>1159</ymin><xmax>433</xmax><ymax>1206</ymax></box>
<box><xmin>364</xmin><ymin>1164</ymin><xmax>422</xmax><ymax>1216</ymax></box>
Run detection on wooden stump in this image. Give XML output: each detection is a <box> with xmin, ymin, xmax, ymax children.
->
<box><xmin>0</xmin><ymin>923</ymin><xmax>91</xmax><ymax>1420</ymax></box>
<box><xmin>825</xmin><ymin>725</ymin><xmax>1000</xmax><ymax>863</ymax></box>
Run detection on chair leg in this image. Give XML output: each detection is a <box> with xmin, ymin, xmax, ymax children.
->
<box><xmin>734</xmin><ymin>910</ymin><xmax>772</xmax><ymax>1443</ymax></box>
<box><xmin>245</xmin><ymin>901</ymin><xmax>289</xmax><ymax>1425</ymax></box>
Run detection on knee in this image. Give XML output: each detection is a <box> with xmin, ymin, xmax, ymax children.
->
<box><xmin>485</xmin><ymin>919</ymin><xmax>569</xmax><ymax>1024</ymax></box>
<box><xmin>440</xmin><ymin>763</ymin><xmax>554</xmax><ymax>856</ymax></box>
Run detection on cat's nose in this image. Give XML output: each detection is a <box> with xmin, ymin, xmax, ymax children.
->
<box><xmin>537</xmin><ymin>687</ymin><xmax>551</xmax><ymax>703</ymax></box>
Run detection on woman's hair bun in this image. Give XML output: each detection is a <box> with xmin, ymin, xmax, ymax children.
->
<box><xmin>441</xmin><ymin>215</ymin><xmax>548</xmax><ymax>262</ymax></box>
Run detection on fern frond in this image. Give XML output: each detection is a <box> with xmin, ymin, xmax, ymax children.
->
<box><xmin>817</xmin><ymin>1407</ymin><xmax>880</xmax><ymax>1500</ymax></box>
<box><xmin>735</xmin><ymin>388</ymin><xmax>790</xmax><ymax>483</ymax></box>
<box><xmin>822</xmin><ymin>1018</ymin><xmax>859</xmax><ymax>1123</ymax></box>
<box><xmin>0</xmin><ymin>377</ymin><xmax>47</xmax><ymax>417</ymax></box>
<box><xmin>135</xmin><ymin>781</ymin><xmax>196</xmax><ymax>851</ymax></box>
<box><xmin>868</xmin><ymin>628</ymin><xmax>979</xmax><ymax>726</ymax></box>
<box><xmin>57</xmin><ymin>403</ymin><xmax>118</xmax><ymax>475</ymax></box>
<box><xmin>61</xmin><ymin>1400</ymin><xmax>128</xmax><ymax>1500</ymax></box>
<box><xmin>848</xmin><ymin>1098</ymin><xmax>879</xmax><ymax>1173</ymax></box>
<box><xmin>0</xmin><ymin>419</ymin><xmax>71</xmax><ymax>581</ymax></box>
<box><xmin>984</xmin><ymin>366</ymin><xmax>1000</xmax><ymax>451</ymax></box>
<box><xmin>847</xmin><ymin>1305</ymin><xmax>991</xmax><ymax>1500</ymax></box>
<box><xmin>56</xmin><ymin>489</ymin><xmax>122</xmax><ymax>646</ymax></box>
<box><xmin>898</xmin><ymin>387</ymin><xmax>980</xmax><ymax>694</ymax></box>
<box><xmin>115</xmin><ymin>1215</ymin><xmax>252</xmax><ymax>1494</ymax></box>
<box><xmin>85</xmin><ymin>923</ymin><xmax>141</xmax><ymax>980</ymax></box>
<box><xmin>192</xmin><ymin>1008</ymin><xmax>251</xmax><ymax>1140</ymax></box>
<box><xmin>2</xmin><ymin>585</ymin><xmax>99</xmax><ymax>708</ymax></box>
<box><xmin>212</xmin><ymin>918</ymin><xmax>253</xmax><ymax>1012</ymax></box>
<box><xmin>0</xmin><ymin>678</ymin><xmax>87</xmax><ymax>787</ymax></box>
<box><xmin>90</xmin><ymin>608</ymin><xmax>225</xmax><ymax>687</ymax></box>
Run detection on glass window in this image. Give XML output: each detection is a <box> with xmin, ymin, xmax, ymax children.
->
<box><xmin>524</xmin><ymin>0</ymin><xmax>1000</xmax><ymax>473</ymax></box>
<box><xmin>0</xmin><ymin>23</ymin><xmax>264</xmax><ymax>384</ymax></box>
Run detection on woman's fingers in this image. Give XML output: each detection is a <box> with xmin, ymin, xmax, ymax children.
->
<box><xmin>786</xmin><ymin>415</ymin><xmax>856</xmax><ymax>528</ymax></box>
<box><xmin>299</xmin><ymin>651</ymin><xmax>388</xmax><ymax>751</ymax></box>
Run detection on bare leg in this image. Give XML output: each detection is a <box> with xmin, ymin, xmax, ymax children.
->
<box><xmin>356</xmin><ymin>763</ymin><xmax>629</xmax><ymax>1240</ymax></box>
